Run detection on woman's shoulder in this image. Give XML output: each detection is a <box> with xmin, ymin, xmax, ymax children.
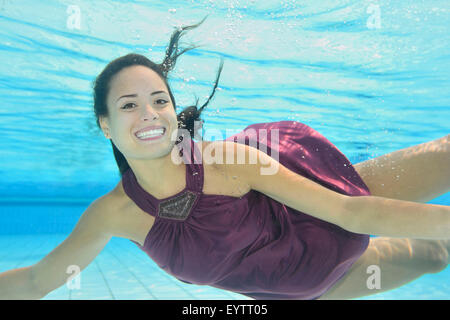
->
<box><xmin>69</xmin><ymin>184</ymin><xmax>131</xmax><ymax>241</ymax></box>
<box><xmin>108</xmin><ymin>178</ymin><xmax>134</xmax><ymax>210</ymax></box>
<box><xmin>93</xmin><ymin>180</ymin><xmax>154</xmax><ymax>244</ymax></box>
<box><xmin>198</xmin><ymin>140</ymin><xmax>253</xmax><ymax>198</ymax></box>
<box><xmin>84</xmin><ymin>182</ymin><xmax>129</xmax><ymax>223</ymax></box>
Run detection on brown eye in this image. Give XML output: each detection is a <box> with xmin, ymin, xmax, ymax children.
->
<box><xmin>121</xmin><ymin>103</ymin><xmax>136</xmax><ymax>109</ymax></box>
<box><xmin>156</xmin><ymin>99</ymin><xmax>168</xmax><ymax>105</ymax></box>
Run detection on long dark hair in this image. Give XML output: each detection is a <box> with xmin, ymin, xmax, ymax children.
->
<box><xmin>92</xmin><ymin>16</ymin><xmax>224</xmax><ymax>177</ymax></box>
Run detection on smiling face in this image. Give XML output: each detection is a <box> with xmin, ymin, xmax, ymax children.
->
<box><xmin>100</xmin><ymin>65</ymin><xmax>180</xmax><ymax>161</ymax></box>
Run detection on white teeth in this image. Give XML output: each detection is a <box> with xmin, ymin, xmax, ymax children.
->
<box><xmin>136</xmin><ymin>128</ymin><xmax>164</xmax><ymax>139</ymax></box>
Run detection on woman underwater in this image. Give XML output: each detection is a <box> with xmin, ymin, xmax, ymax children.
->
<box><xmin>0</xmin><ymin>17</ymin><xmax>449</xmax><ymax>300</ymax></box>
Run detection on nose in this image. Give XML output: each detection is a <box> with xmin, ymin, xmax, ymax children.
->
<box><xmin>140</xmin><ymin>102</ymin><xmax>158</xmax><ymax>121</ymax></box>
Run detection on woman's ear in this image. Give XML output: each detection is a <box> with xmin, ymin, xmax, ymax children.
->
<box><xmin>99</xmin><ymin>116</ymin><xmax>111</xmax><ymax>139</ymax></box>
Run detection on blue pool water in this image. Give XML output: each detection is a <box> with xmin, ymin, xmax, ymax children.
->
<box><xmin>0</xmin><ymin>0</ymin><xmax>449</xmax><ymax>299</ymax></box>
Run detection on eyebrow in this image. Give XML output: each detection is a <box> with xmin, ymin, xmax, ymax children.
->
<box><xmin>116</xmin><ymin>91</ymin><xmax>167</xmax><ymax>102</ymax></box>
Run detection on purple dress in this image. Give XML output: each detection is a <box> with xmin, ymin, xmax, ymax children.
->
<box><xmin>122</xmin><ymin>121</ymin><xmax>371</xmax><ymax>300</ymax></box>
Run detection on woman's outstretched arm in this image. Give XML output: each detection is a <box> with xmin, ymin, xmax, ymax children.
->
<box><xmin>353</xmin><ymin>134</ymin><xmax>449</xmax><ymax>202</ymax></box>
<box><xmin>216</xmin><ymin>141</ymin><xmax>450</xmax><ymax>240</ymax></box>
<box><xmin>0</xmin><ymin>195</ymin><xmax>114</xmax><ymax>299</ymax></box>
